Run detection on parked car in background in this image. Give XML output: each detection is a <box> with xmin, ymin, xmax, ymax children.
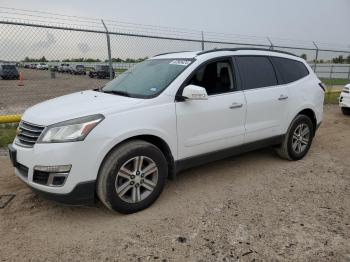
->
<box><xmin>58</xmin><ymin>63</ymin><xmax>70</xmax><ymax>73</ymax></box>
<box><xmin>37</xmin><ymin>63</ymin><xmax>49</xmax><ymax>70</ymax></box>
<box><xmin>51</xmin><ymin>65</ymin><xmax>59</xmax><ymax>72</ymax></box>
<box><xmin>24</xmin><ymin>64</ymin><xmax>30</xmax><ymax>69</ymax></box>
<box><xmin>69</xmin><ymin>64</ymin><xmax>86</xmax><ymax>75</ymax></box>
<box><xmin>0</xmin><ymin>64</ymin><xmax>19</xmax><ymax>79</ymax></box>
<box><xmin>89</xmin><ymin>65</ymin><xmax>114</xmax><ymax>79</ymax></box>
<box><xmin>30</xmin><ymin>64</ymin><xmax>37</xmax><ymax>69</ymax></box>
<box><xmin>339</xmin><ymin>83</ymin><xmax>350</xmax><ymax>115</ymax></box>
<box><xmin>8</xmin><ymin>49</ymin><xmax>325</xmax><ymax>214</ymax></box>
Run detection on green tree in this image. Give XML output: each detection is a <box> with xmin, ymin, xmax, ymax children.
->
<box><xmin>333</xmin><ymin>55</ymin><xmax>344</xmax><ymax>64</ymax></box>
<box><xmin>346</xmin><ymin>55</ymin><xmax>350</xmax><ymax>64</ymax></box>
<box><xmin>39</xmin><ymin>56</ymin><xmax>47</xmax><ymax>62</ymax></box>
<box><xmin>300</xmin><ymin>54</ymin><xmax>307</xmax><ymax>60</ymax></box>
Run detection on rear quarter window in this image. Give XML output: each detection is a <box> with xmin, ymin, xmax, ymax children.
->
<box><xmin>271</xmin><ymin>57</ymin><xmax>309</xmax><ymax>84</ymax></box>
<box><xmin>235</xmin><ymin>56</ymin><xmax>278</xmax><ymax>90</ymax></box>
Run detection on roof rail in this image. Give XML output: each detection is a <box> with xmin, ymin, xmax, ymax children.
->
<box><xmin>197</xmin><ymin>48</ymin><xmax>297</xmax><ymax>57</ymax></box>
<box><xmin>153</xmin><ymin>50</ymin><xmax>196</xmax><ymax>57</ymax></box>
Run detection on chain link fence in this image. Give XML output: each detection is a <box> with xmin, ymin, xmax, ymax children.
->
<box><xmin>1</xmin><ymin>11</ymin><xmax>350</xmax><ymax>126</ymax></box>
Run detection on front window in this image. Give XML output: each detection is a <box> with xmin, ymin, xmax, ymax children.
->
<box><xmin>102</xmin><ymin>58</ymin><xmax>193</xmax><ymax>98</ymax></box>
<box><xmin>186</xmin><ymin>59</ymin><xmax>235</xmax><ymax>95</ymax></box>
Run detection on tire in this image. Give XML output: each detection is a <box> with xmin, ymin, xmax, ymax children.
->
<box><xmin>341</xmin><ymin>107</ymin><xmax>350</xmax><ymax>115</ymax></box>
<box><xmin>97</xmin><ymin>140</ymin><xmax>168</xmax><ymax>214</ymax></box>
<box><xmin>276</xmin><ymin>114</ymin><xmax>314</xmax><ymax>161</ymax></box>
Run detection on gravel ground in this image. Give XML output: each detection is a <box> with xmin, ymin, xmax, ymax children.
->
<box><xmin>0</xmin><ymin>105</ymin><xmax>350</xmax><ymax>262</ymax></box>
<box><xmin>0</xmin><ymin>69</ymin><xmax>109</xmax><ymax>115</ymax></box>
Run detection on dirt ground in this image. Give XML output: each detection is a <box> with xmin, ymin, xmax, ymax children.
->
<box><xmin>0</xmin><ymin>69</ymin><xmax>109</xmax><ymax>115</ymax></box>
<box><xmin>0</xmin><ymin>105</ymin><xmax>350</xmax><ymax>261</ymax></box>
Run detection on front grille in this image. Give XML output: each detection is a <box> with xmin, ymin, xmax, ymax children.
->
<box><xmin>15</xmin><ymin>121</ymin><xmax>45</xmax><ymax>148</ymax></box>
<box><xmin>33</xmin><ymin>171</ymin><xmax>49</xmax><ymax>185</ymax></box>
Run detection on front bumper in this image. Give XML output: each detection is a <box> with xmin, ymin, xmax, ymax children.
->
<box><xmin>23</xmin><ymin>178</ymin><xmax>95</xmax><ymax>205</ymax></box>
<box><xmin>339</xmin><ymin>92</ymin><xmax>350</xmax><ymax>108</ymax></box>
<box><xmin>8</xmin><ymin>141</ymin><xmax>101</xmax><ymax>205</ymax></box>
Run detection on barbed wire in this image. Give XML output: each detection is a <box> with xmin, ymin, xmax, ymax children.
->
<box><xmin>0</xmin><ymin>6</ymin><xmax>349</xmax><ymax>52</ymax></box>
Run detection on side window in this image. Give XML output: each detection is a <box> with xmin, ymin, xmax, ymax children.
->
<box><xmin>235</xmin><ymin>56</ymin><xmax>277</xmax><ymax>90</ymax></box>
<box><xmin>187</xmin><ymin>59</ymin><xmax>235</xmax><ymax>95</ymax></box>
<box><xmin>271</xmin><ymin>57</ymin><xmax>309</xmax><ymax>84</ymax></box>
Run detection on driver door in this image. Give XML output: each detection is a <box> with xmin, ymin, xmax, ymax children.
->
<box><xmin>175</xmin><ymin>58</ymin><xmax>246</xmax><ymax>160</ymax></box>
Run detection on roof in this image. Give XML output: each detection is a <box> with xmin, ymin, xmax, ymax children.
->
<box><xmin>152</xmin><ymin>48</ymin><xmax>298</xmax><ymax>59</ymax></box>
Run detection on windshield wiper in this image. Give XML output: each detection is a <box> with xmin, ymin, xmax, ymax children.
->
<box><xmin>102</xmin><ymin>90</ymin><xmax>131</xmax><ymax>97</ymax></box>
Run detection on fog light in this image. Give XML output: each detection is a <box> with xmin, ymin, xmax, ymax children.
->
<box><xmin>34</xmin><ymin>165</ymin><xmax>71</xmax><ymax>173</ymax></box>
<box><xmin>52</xmin><ymin>176</ymin><xmax>67</xmax><ymax>186</ymax></box>
<box><xmin>33</xmin><ymin>165</ymin><xmax>71</xmax><ymax>187</ymax></box>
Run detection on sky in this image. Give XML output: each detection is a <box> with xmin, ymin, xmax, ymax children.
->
<box><xmin>1</xmin><ymin>0</ymin><xmax>349</xmax><ymax>45</ymax></box>
<box><xmin>0</xmin><ymin>0</ymin><xmax>349</xmax><ymax>61</ymax></box>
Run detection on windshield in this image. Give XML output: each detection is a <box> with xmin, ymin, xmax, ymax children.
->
<box><xmin>2</xmin><ymin>65</ymin><xmax>16</xmax><ymax>70</ymax></box>
<box><xmin>102</xmin><ymin>59</ymin><xmax>193</xmax><ymax>98</ymax></box>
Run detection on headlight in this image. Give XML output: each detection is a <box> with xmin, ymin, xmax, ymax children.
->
<box><xmin>38</xmin><ymin>114</ymin><xmax>104</xmax><ymax>143</ymax></box>
<box><xmin>342</xmin><ymin>87</ymin><xmax>349</xmax><ymax>93</ymax></box>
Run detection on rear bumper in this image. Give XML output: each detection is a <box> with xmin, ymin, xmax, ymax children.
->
<box><xmin>339</xmin><ymin>92</ymin><xmax>350</xmax><ymax>108</ymax></box>
<box><xmin>0</xmin><ymin>74</ymin><xmax>18</xmax><ymax>78</ymax></box>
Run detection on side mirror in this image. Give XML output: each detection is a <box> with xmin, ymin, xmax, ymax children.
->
<box><xmin>182</xmin><ymin>85</ymin><xmax>208</xmax><ymax>100</ymax></box>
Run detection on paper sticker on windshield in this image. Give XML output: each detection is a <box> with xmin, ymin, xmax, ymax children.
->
<box><xmin>169</xmin><ymin>60</ymin><xmax>191</xmax><ymax>66</ymax></box>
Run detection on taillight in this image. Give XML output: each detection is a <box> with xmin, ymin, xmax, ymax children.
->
<box><xmin>318</xmin><ymin>82</ymin><xmax>326</xmax><ymax>92</ymax></box>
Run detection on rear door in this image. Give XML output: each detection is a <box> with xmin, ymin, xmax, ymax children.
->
<box><xmin>235</xmin><ymin>55</ymin><xmax>289</xmax><ymax>142</ymax></box>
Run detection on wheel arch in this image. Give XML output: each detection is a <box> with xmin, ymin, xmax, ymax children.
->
<box><xmin>296</xmin><ymin>108</ymin><xmax>317</xmax><ymax>135</ymax></box>
<box><xmin>98</xmin><ymin>134</ymin><xmax>176</xmax><ymax>181</ymax></box>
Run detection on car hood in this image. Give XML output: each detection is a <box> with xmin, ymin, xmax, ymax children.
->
<box><xmin>22</xmin><ymin>90</ymin><xmax>144</xmax><ymax>125</ymax></box>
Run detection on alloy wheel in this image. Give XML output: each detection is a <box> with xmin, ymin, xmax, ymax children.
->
<box><xmin>115</xmin><ymin>156</ymin><xmax>158</xmax><ymax>203</ymax></box>
<box><xmin>292</xmin><ymin>123</ymin><xmax>310</xmax><ymax>154</ymax></box>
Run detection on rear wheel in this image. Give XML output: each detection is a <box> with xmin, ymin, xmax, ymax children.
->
<box><xmin>276</xmin><ymin>114</ymin><xmax>314</xmax><ymax>160</ymax></box>
<box><xmin>97</xmin><ymin>140</ymin><xmax>167</xmax><ymax>214</ymax></box>
<box><xmin>341</xmin><ymin>107</ymin><xmax>350</xmax><ymax>115</ymax></box>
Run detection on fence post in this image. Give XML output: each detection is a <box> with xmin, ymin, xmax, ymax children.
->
<box><xmin>101</xmin><ymin>19</ymin><xmax>114</xmax><ymax>80</ymax></box>
<box><xmin>312</xmin><ymin>41</ymin><xmax>319</xmax><ymax>72</ymax></box>
<box><xmin>267</xmin><ymin>37</ymin><xmax>274</xmax><ymax>50</ymax></box>
<box><xmin>201</xmin><ymin>31</ymin><xmax>205</xmax><ymax>51</ymax></box>
<box><xmin>329</xmin><ymin>64</ymin><xmax>334</xmax><ymax>80</ymax></box>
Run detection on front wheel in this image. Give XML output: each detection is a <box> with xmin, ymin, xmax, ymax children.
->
<box><xmin>97</xmin><ymin>140</ymin><xmax>167</xmax><ymax>214</ymax></box>
<box><xmin>276</xmin><ymin>114</ymin><xmax>314</xmax><ymax>161</ymax></box>
<box><xmin>341</xmin><ymin>107</ymin><xmax>350</xmax><ymax>115</ymax></box>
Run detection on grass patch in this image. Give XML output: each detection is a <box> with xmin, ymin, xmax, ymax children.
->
<box><xmin>320</xmin><ymin>78</ymin><xmax>349</xmax><ymax>86</ymax></box>
<box><xmin>0</xmin><ymin>123</ymin><xmax>18</xmax><ymax>148</ymax></box>
<box><xmin>324</xmin><ymin>91</ymin><xmax>341</xmax><ymax>104</ymax></box>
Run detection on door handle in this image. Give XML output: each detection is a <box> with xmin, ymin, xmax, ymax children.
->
<box><xmin>229</xmin><ymin>102</ymin><xmax>243</xmax><ymax>109</ymax></box>
<box><xmin>278</xmin><ymin>95</ymin><xmax>289</xmax><ymax>101</ymax></box>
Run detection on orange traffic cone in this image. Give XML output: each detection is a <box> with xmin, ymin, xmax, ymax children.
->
<box><xmin>18</xmin><ymin>72</ymin><xmax>24</xmax><ymax>86</ymax></box>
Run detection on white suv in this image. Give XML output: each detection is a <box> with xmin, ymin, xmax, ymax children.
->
<box><xmin>8</xmin><ymin>49</ymin><xmax>325</xmax><ymax>213</ymax></box>
<box><xmin>339</xmin><ymin>83</ymin><xmax>350</xmax><ymax>115</ymax></box>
